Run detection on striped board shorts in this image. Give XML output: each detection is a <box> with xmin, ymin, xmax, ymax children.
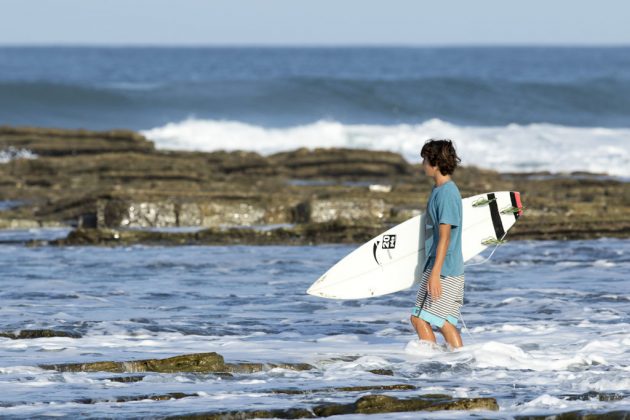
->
<box><xmin>412</xmin><ymin>270</ymin><xmax>464</xmax><ymax>328</ymax></box>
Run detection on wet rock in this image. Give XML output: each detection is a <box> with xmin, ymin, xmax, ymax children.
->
<box><xmin>72</xmin><ymin>392</ymin><xmax>197</xmax><ymax>405</ymax></box>
<box><xmin>225</xmin><ymin>362</ymin><xmax>314</xmax><ymax>374</ymax></box>
<box><xmin>0</xmin><ymin>329</ymin><xmax>81</xmax><ymax>339</ymax></box>
<box><xmin>103</xmin><ymin>375</ymin><xmax>146</xmax><ymax>383</ymax></box>
<box><xmin>368</xmin><ymin>369</ymin><xmax>394</xmax><ymax>376</ymax></box>
<box><xmin>166</xmin><ymin>394</ymin><xmax>498</xmax><ymax>419</ymax></box>
<box><xmin>39</xmin><ymin>352</ymin><xmax>313</xmax><ymax>375</ymax></box>
<box><xmin>564</xmin><ymin>391</ymin><xmax>627</xmax><ymax>402</ymax></box>
<box><xmin>314</xmin><ymin>394</ymin><xmax>499</xmax><ymax>415</ymax></box>
<box><xmin>168</xmin><ymin>408</ymin><xmax>316</xmax><ymax>420</ymax></box>
<box><xmin>271</xmin><ymin>384</ymin><xmax>416</xmax><ymax>394</ymax></box>
<box><xmin>40</xmin><ymin>352</ymin><xmax>227</xmax><ymax>373</ymax></box>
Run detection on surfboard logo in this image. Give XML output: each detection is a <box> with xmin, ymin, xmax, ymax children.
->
<box><xmin>373</xmin><ymin>235</ymin><xmax>397</xmax><ymax>265</ymax></box>
<box><xmin>373</xmin><ymin>240</ymin><xmax>381</xmax><ymax>265</ymax></box>
<box><xmin>382</xmin><ymin>235</ymin><xmax>396</xmax><ymax>249</ymax></box>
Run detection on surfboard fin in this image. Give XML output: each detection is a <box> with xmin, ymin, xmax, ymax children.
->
<box><xmin>500</xmin><ymin>205</ymin><xmax>526</xmax><ymax>215</ymax></box>
<box><xmin>473</xmin><ymin>197</ymin><xmax>497</xmax><ymax>207</ymax></box>
<box><xmin>481</xmin><ymin>237</ymin><xmax>508</xmax><ymax>246</ymax></box>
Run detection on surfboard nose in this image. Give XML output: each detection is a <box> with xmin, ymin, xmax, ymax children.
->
<box><xmin>306</xmin><ymin>275</ymin><xmax>326</xmax><ymax>296</ymax></box>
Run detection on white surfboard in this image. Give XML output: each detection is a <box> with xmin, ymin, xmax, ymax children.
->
<box><xmin>307</xmin><ymin>191</ymin><xmax>523</xmax><ymax>299</ymax></box>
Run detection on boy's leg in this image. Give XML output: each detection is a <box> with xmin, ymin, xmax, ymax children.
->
<box><xmin>439</xmin><ymin>321</ymin><xmax>462</xmax><ymax>349</ymax></box>
<box><xmin>410</xmin><ymin>315</ymin><xmax>436</xmax><ymax>343</ymax></box>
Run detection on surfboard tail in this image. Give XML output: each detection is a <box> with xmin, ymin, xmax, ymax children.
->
<box><xmin>511</xmin><ymin>191</ymin><xmax>524</xmax><ymax>217</ymax></box>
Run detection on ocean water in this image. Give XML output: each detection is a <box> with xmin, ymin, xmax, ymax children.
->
<box><xmin>1</xmin><ymin>47</ymin><xmax>629</xmax><ymax>175</ymax></box>
<box><xmin>0</xmin><ymin>47</ymin><xmax>629</xmax><ymax>418</ymax></box>
<box><xmin>0</xmin><ymin>232</ymin><xmax>628</xmax><ymax>418</ymax></box>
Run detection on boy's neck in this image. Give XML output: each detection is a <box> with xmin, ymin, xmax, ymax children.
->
<box><xmin>433</xmin><ymin>172</ymin><xmax>451</xmax><ymax>187</ymax></box>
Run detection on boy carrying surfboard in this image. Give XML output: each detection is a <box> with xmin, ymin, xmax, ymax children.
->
<box><xmin>410</xmin><ymin>139</ymin><xmax>465</xmax><ymax>349</ymax></box>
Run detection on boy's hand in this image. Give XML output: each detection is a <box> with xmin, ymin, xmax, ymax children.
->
<box><xmin>428</xmin><ymin>271</ymin><xmax>442</xmax><ymax>300</ymax></box>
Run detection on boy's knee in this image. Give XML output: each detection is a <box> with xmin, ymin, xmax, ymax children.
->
<box><xmin>439</xmin><ymin>321</ymin><xmax>456</xmax><ymax>333</ymax></box>
<box><xmin>410</xmin><ymin>315</ymin><xmax>426</xmax><ymax>326</ymax></box>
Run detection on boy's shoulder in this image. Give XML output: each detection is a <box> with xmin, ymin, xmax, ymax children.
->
<box><xmin>435</xmin><ymin>181</ymin><xmax>461</xmax><ymax>199</ymax></box>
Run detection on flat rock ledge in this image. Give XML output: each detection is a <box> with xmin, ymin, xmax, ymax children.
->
<box><xmin>0</xmin><ymin>329</ymin><xmax>81</xmax><ymax>339</ymax></box>
<box><xmin>43</xmin><ymin>223</ymin><xmax>384</xmax><ymax>247</ymax></box>
<box><xmin>3</xmin><ymin>126</ymin><xmax>629</xmax><ymax>242</ymax></box>
<box><xmin>164</xmin><ymin>394</ymin><xmax>499</xmax><ymax>419</ymax></box>
<box><xmin>39</xmin><ymin>352</ymin><xmax>313</xmax><ymax>375</ymax></box>
<box><xmin>0</xmin><ymin>391</ymin><xmax>499</xmax><ymax>417</ymax></box>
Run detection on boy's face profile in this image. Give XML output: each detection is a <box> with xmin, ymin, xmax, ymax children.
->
<box><xmin>422</xmin><ymin>157</ymin><xmax>439</xmax><ymax>177</ymax></box>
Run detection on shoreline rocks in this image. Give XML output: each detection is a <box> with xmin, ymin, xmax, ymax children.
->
<box><xmin>163</xmin><ymin>395</ymin><xmax>499</xmax><ymax>419</ymax></box>
<box><xmin>1</xmin><ymin>126</ymin><xmax>628</xmax><ymax>244</ymax></box>
<box><xmin>35</xmin><ymin>350</ymin><xmax>500</xmax><ymax>417</ymax></box>
<box><xmin>0</xmin><ymin>329</ymin><xmax>81</xmax><ymax>339</ymax></box>
<box><xmin>39</xmin><ymin>352</ymin><xmax>314</xmax><ymax>374</ymax></box>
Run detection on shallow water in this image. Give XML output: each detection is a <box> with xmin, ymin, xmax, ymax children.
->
<box><xmin>0</xmin><ymin>232</ymin><xmax>628</xmax><ymax>418</ymax></box>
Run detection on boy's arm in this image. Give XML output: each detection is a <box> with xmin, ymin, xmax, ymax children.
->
<box><xmin>428</xmin><ymin>223</ymin><xmax>451</xmax><ymax>299</ymax></box>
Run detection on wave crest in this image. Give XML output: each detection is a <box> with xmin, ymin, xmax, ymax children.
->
<box><xmin>142</xmin><ymin>118</ymin><xmax>630</xmax><ymax>176</ymax></box>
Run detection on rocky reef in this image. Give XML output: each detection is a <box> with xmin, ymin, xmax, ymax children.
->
<box><xmin>163</xmin><ymin>394</ymin><xmax>499</xmax><ymax>419</ymax></box>
<box><xmin>0</xmin><ymin>329</ymin><xmax>81</xmax><ymax>339</ymax></box>
<box><xmin>0</xmin><ymin>126</ymin><xmax>628</xmax><ymax>244</ymax></box>
<box><xmin>39</xmin><ymin>352</ymin><xmax>313</xmax><ymax>375</ymax></box>
<box><xmin>36</xmin><ymin>351</ymin><xmax>499</xmax><ymax>417</ymax></box>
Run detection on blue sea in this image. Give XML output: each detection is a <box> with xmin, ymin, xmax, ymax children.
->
<box><xmin>0</xmin><ymin>231</ymin><xmax>628</xmax><ymax>418</ymax></box>
<box><xmin>0</xmin><ymin>48</ymin><xmax>629</xmax><ymax>418</ymax></box>
<box><xmin>0</xmin><ymin>47</ymin><xmax>629</xmax><ymax>175</ymax></box>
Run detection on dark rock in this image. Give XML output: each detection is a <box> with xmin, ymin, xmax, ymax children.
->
<box><xmin>346</xmin><ymin>394</ymin><xmax>499</xmax><ymax>414</ymax></box>
<box><xmin>0</xmin><ymin>329</ymin><xmax>81</xmax><ymax>339</ymax></box>
<box><xmin>368</xmin><ymin>369</ymin><xmax>394</xmax><ymax>376</ymax></box>
<box><xmin>168</xmin><ymin>408</ymin><xmax>316</xmax><ymax>420</ymax></box>
<box><xmin>165</xmin><ymin>394</ymin><xmax>499</xmax><ymax>419</ymax></box>
<box><xmin>103</xmin><ymin>375</ymin><xmax>145</xmax><ymax>383</ymax></box>
<box><xmin>72</xmin><ymin>392</ymin><xmax>197</xmax><ymax>405</ymax></box>
<box><xmin>224</xmin><ymin>362</ymin><xmax>314</xmax><ymax>374</ymax></box>
<box><xmin>564</xmin><ymin>391</ymin><xmax>627</xmax><ymax>402</ymax></box>
<box><xmin>271</xmin><ymin>384</ymin><xmax>416</xmax><ymax>394</ymax></box>
<box><xmin>40</xmin><ymin>352</ymin><xmax>227</xmax><ymax>373</ymax></box>
<box><xmin>39</xmin><ymin>352</ymin><xmax>313</xmax><ymax>375</ymax></box>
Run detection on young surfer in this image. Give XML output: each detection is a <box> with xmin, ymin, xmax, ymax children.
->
<box><xmin>410</xmin><ymin>139</ymin><xmax>465</xmax><ymax>349</ymax></box>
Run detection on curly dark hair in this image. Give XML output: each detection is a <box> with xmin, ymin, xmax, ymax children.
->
<box><xmin>420</xmin><ymin>139</ymin><xmax>461</xmax><ymax>175</ymax></box>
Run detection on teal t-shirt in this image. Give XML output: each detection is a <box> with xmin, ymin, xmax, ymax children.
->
<box><xmin>424</xmin><ymin>180</ymin><xmax>464</xmax><ymax>276</ymax></box>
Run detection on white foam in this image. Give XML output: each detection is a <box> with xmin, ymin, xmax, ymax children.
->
<box><xmin>470</xmin><ymin>341</ymin><xmax>604</xmax><ymax>371</ymax></box>
<box><xmin>142</xmin><ymin>118</ymin><xmax>630</xmax><ymax>176</ymax></box>
<box><xmin>522</xmin><ymin>394</ymin><xmax>570</xmax><ymax>409</ymax></box>
<box><xmin>593</xmin><ymin>259</ymin><xmax>616</xmax><ymax>268</ymax></box>
<box><xmin>0</xmin><ymin>147</ymin><xmax>37</xmax><ymax>163</ymax></box>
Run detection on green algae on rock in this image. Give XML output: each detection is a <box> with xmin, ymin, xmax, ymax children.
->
<box><xmin>39</xmin><ymin>352</ymin><xmax>314</xmax><ymax>374</ymax></box>
<box><xmin>40</xmin><ymin>352</ymin><xmax>227</xmax><ymax>373</ymax></box>
<box><xmin>164</xmin><ymin>394</ymin><xmax>499</xmax><ymax>419</ymax></box>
